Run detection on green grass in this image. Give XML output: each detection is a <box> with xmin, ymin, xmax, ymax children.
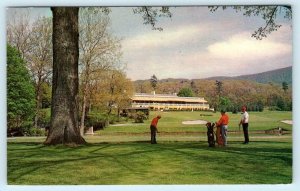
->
<box><xmin>7</xmin><ymin>110</ymin><xmax>292</xmax><ymax>185</ymax></box>
<box><xmin>7</xmin><ymin>139</ymin><xmax>292</xmax><ymax>184</ymax></box>
<box><xmin>101</xmin><ymin>110</ymin><xmax>292</xmax><ymax>134</ymax></box>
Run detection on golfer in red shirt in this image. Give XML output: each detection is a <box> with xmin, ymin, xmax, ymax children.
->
<box><xmin>150</xmin><ymin>115</ymin><xmax>161</xmax><ymax>144</ymax></box>
<box><xmin>216</xmin><ymin>110</ymin><xmax>229</xmax><ymax>146</ymax></box>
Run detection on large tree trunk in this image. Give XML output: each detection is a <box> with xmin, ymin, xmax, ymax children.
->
<box><xmin>44</xmin><ymin>7</ymin><xmax>86</xmax><ymax>145</ymax></box>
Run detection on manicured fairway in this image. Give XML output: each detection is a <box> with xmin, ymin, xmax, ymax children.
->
<box><xmin>98</xmin><ymin>110</ymin><xmax>293</xmax><ymax>134</ymax></box>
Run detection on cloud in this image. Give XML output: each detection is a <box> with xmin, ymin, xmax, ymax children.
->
<box><xmin>207</xmin><ymin>31</ymin><xmax>292</xmax><ymax>61</ymax></box>
<box><xmin>122</xmin><ymin>24</ymin><xmax>209</xmax><ymax>51</ymax></box>
<box><xmin>124</xmin><ymin>29</ymin><xmax>293</xmax><ymax>80</ymax></box>
<box><xmin>118</xmin><ymin>9</ymin><xmax>293</xmax><ymax>80</ymax></box>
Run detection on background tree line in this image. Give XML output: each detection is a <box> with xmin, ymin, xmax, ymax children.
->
<box><xmin>134</xmin><ymin>78</ymin><xmax>292</xmax><ymax>112</ymax></box>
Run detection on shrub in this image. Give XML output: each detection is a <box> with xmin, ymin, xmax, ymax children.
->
<box><xmin>85</xmin><ymin>112</ymin><xmax>108</xmax><ymax>131</ymax></box>
<box><xmin>26</xmin><ymin>127</ymin><xmax>45</xmax><ymax>136</ymax></box>
<box><xmin>37</xmin><ymin>109</ymin><xmax>51</xmax><ymax>128</ymax></box>
<box><xmin>7</xmin><ymin>122</ymin><xmax>44</xmax><ymax>137</ymax></box>
<box><xmin>133</xmin><ymin>111</ymin><xmax>147</xmax><ymax>123</ymax></box>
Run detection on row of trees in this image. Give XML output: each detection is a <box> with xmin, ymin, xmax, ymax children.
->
<box><xmin>7</xmin><ymin>8</ymin><xmax>134</xmax><ymax>138</ymax></box>
<box><xmin>210</xmin><ymin>80</ymin><xmax>292</xmax><ymax>112</ymax></box>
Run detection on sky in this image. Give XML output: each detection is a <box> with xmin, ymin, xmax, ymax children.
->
<box><xmin>6</xmin><ymin>6</ymin><xmax>292</xmax><ymax>81</ymax></box>
<box><xmin>109</xmin><ymin>6</ymin><xmax>293</xmax><ymax>80</ymax></box>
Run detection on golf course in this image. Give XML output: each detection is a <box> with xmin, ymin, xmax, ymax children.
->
<box><xmin>7</xmin><ymin>110</ymin><xmax>292</xmax><ymax>185</ymax></box>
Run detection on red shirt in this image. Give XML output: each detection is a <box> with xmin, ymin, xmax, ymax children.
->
<box><xmin>151</xmin><ymin>117</ymin><xmax>160</xmax><ymax>127</ymax></box>
<box><xmin>216</xmin><ymin>114</ymin><xmax>229</xmax><ymax>127</ymax></box>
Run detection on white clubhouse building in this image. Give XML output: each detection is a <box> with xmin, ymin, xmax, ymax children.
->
<box><xmin>131</xmin><ymin>92</ymin><xmax>210</xmax><ymax>111</ymax></box>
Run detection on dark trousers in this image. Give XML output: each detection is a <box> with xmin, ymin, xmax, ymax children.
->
<box><xmin>150</xmin><ymin>125</ymin><xmax>157</xmax><ymax>144</ymax></box>
<box><xmin>242</xmin><ymin>123</ymin><xmax>249</xmax><ymax>143</ymax></box>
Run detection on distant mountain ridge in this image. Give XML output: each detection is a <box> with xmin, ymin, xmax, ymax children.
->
<box><xmin>203</xmin><ymin>66</ymin><xmax>292</xmax><ymax>84</ymax></box>
<box><xmin>134</xmin><ymin>66</ymin><xmax>292</xmax><ymax>85</ymax></box>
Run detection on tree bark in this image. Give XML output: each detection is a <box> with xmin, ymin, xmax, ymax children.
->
<box><xmin>44</xmin><ymin>7</ymin><xmax>86</xmax><ymax>145</ymax></box>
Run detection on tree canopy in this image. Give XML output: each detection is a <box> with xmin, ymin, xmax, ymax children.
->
<box><xmin>7</xmin><ymin>44</ymin><xmax>36</xmax><ymax>130</ymax></box>
<box><xmin>209</xmin><ymin>5</ymin><xmax>292</xmax><ymax>40</ymax></box>
<box><xmin>150</xmin><ymin>74</ymin><xmax>158</xmax><ymax>91</ymax></box>
<box><xmin>133</xmin><ymin>7</ymin><xmax>172</xmax><ymax>31</ymax></box>
<box><xmin>177</xmin><ymin>87</ymin><xmax>194</xmax><ymax>97</ymax></box>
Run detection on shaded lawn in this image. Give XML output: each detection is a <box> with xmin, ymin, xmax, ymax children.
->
<box><xmin>7</xmin><ymin>140</ymin><xmax>292</xmax><ymax>185</ymax></box>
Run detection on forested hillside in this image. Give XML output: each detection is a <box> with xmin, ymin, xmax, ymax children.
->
<box><xmin>235</xmin><ymin>66</ymin><xmax>292</xmax><ymax>84</ymax></box>
<box><xmin>205</xmin><ymin>66</ymin><xmax>292</xmax><ymax>85</ymax></box>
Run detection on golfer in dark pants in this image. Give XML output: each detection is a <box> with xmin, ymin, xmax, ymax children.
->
<box><xmin>239</xmin><ymin>106</ymin><xmax>249</xmax><ymax>144</ymax></box>
<box><xmin>150</xmin><ymin>115</ymin><xmax>161</xmax><ymax>144</ymax></box>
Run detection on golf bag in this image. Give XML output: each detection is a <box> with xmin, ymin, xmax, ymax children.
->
<box><xmin>206</xmin><ymin>122</ymin><xmax>215</xmax><ymax>147</ymax></box>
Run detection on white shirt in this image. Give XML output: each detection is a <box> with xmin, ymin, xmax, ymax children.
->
<box><xmin>241</xmin><ymin>111</ymin><xmax>249</xmax><ymax>123</ymax></box>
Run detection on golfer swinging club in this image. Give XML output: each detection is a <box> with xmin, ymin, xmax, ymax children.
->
<box><xmin>150</xmin><ymin>115</ymin><xmax>161</xmax><ymax>144</ymax></box>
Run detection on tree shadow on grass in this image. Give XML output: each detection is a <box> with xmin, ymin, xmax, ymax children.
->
<box><xmin>8</xmin><ymin>141</ymin><xmax>162</xmax><ymax>184</ymax></box>
<box><xmin>162</xmin><ymin>141</ymin><xmax>292</xmax><ymax>163</ymax></box>
<box><xmin>7</xmin><ymin>140</ymin><xmax>292</xmax><ymax>184</ymax></box>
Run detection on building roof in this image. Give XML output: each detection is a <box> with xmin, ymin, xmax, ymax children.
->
<box><xmin>124</xmin><ymin>107</ymin><xmax>150</xmax><ymax>110</ymax></box>
<box><xmin>132</xmin><ymin>93</ymin><xmax>208</xmax><ymax>103</ymax></box>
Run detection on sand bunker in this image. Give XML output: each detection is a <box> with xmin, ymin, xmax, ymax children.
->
<box><xmin>281</xmin><ymin>120</ymin><xmax>292</xmax><ymax>125</ymax></box>
<box><xmin>182</xmin><ymin>120</ymin><xmax>207</xmax><ymax>125</ymax></box>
